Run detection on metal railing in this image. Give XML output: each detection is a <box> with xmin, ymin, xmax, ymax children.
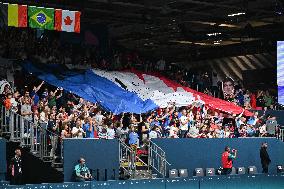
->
<box><xmin>148</xmin><ymin>140</ymin><xmax>171</xmax><ymax>178</ymax></box>
<box><xmin>277</xmin><ymin>128</ymin><xmax>284</xmax><ymax>142</ymax></box>
<box><xmin>119</xmin><ymin>139</ymin><xmax>136</xmax><ymax>177</ymax></box>
<box><xmin>0</xmin><ymin>106</ymin><xmax>60</xmax><ymax>165</ymax></box>
<box><xmin>118</xmin><ymin>139</ymin><xmax>149</xmax><ymax>178</ymax></box>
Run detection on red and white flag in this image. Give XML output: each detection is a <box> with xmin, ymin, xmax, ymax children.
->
<box><xmin>55</xmin><ymin>9</ymin><xmax>81</xmax><ymax>33</ymax></box>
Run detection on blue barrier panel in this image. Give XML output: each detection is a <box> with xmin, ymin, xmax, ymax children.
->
<box><xmin>63</xmin><ymin>139</ymin><xmax>119</xmax><ymax>182</ymax></box>
<box><xmin>0</xmin><ymin>181</ymin><xmax>9</xmax><ymax>186</ymax></box>
<box><xmin>260</xmin><ymin>174</ymin><xmax>284</xmax><ymax>189</ymax></box>
<box><xmin>74</xmin><ymin>181</ymin><xmax>91</xmax><ymax>189</ymax></box>
<box><xmin>49</xmin><ymin>182</ymin><xmax>74</xmax><ymax>189</ymax></box>
<box><xmin>92</xmin><ymin>180</ymin><xmax>129</xmax><ymax>189</ymax></box>
<box><xmin>3</xmin><ymin>185</ymin><xmax>26</xmax><ymax>189</ymax></box>
<box><xmin>0</xmin><ymin>138</ymin><xmax>6</xmax><ymax>180</ymax></box>
<box><xmin>25</xmin><ymin>183</ymin><xmax>49</xmax><ymax>189</ymax></box>
<box><xmin>200</xmin><ymin>177</ymin><xmax>227</xmax><ymax>189</ymax></box>
<box><xmin>199</xmin><ymin>174</ymin><xmax>284</xmax><ymax>189</ymax></box>
<box><xmin>153</xmin><ymin>138</ymin><xmax>284</xmax><ymax>176</ymax></box>
<box><xmin>223</xmin><ymin>175</ymin><xmax>244</xmax><ymax>189</ymax></box>
<box><xmin>128</xmin><ymin>179</ymin><xmax>165</xmax><ymax>189</ymax></box>
<box><xmin>165</xmin><ymin>178</ymin><xmax>199</xmax><ymax>189</ymax></box>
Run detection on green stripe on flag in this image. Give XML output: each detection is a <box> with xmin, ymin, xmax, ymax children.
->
<box><xmin>28</xmin><ymin>6</ymin><xmax>54</xmax><ymax>30</ymax></box>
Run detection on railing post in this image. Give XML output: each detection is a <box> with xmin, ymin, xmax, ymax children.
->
<box><xmin>30</xmin><ymin>122</ymin><xmax>35</xmax><ymax>151</ymax></box>
<box><xmin>19</xmin><ymin>117</ymin><xmax>24</xmax><ymax>145</ymax></box>
<box><xmin>9</xmin><ymin>111</ymin><xmax>14</xmax><ymax>140</ymax></box>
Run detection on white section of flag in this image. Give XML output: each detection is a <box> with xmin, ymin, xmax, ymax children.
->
<box><xmin>93</xmin><ymin>70</ymin><xmax>196</xmax><ymax>108</ymax></box>
<box><xmin>62</xmin><ymin>10</ymin><xmax>75</xmax><ymax>32</ymax></box>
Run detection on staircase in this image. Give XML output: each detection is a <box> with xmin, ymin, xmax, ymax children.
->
<box><xmin>0</xmin><ymin>106</ymin><xmax>63</xmax><ymax>177</ymax></box>
<box><xmin>119</xmin><ymin>139</ymin><xmax>170</xmax><ymax>179</ymax></box>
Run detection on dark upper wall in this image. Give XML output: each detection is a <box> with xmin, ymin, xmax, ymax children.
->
<box><xmin>180</xmin><ymin>53</ymin><xmax>275</xmax><ymax>82</ymax></box>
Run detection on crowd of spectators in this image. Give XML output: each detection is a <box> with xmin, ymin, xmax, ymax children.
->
<box><xmin>0</xmin><ymin>73</ymin><xmax>279</xmax><ymax>157</ymax></box>
<box><xmin>0</xmin><ymin>27</ymin><xmax>280</xmax><ymax>158</ymax></box>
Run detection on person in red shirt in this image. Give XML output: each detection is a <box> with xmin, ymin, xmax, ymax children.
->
<box><xmin>4</xmin><ymin>93</ymin><xmax>12</xmax><ymax>110</ymax></box>
<box><xmin>221</xmin><ymin>146</ymin><xmax>237</xmax><ymax>175</ymax></box>
<box><xmin>250</xmin><ymin>93</ymin><xmax>257</xmax><ymax>109</ymax></box>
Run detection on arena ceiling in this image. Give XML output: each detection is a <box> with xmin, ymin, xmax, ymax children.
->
<box><xmin>6</xmin><ymin>0</ymin><xmax>284</xmax><ymax>61</ymax></box>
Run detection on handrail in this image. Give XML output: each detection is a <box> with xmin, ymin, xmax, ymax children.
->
<box><xmin>278</xmin><ymin>128</ymin><xmax>284</xmax><ymax>142</ymax></box>
<box><xmin>0</xmin><ymin>105</ymin><xmax>62</xmax><ymax>165</ymax></box>
<box><xmin>148</xmin><ymin>139</ymin><xmax>171</xmax><ymax>178</ymax></box>
<box><xmin>149</xmin><ymin>140</ymin><xmax>166</xmax><ymax>155</ymax></box>
<box><xmin>148</xmin><ymin>139</ymin><xmax>171</xmax><ymax>166</ymax></box>
<box><xmin>118</xmin><ymin>138</ymin><xmax>150</xmax><ymax>178</ymax></box>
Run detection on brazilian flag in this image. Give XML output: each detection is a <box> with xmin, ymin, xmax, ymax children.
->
<box><xmin>28</xmin><ymin>6</ymin><xmax>54</xmax><ymax>30</ymax></box>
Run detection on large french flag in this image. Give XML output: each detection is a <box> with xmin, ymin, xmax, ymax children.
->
<box><xmin>22</xmin><ymin>62</ymin><xmax>252</xmax><ymax>115</ymax></box>
<box><xmin>92</xmin><ymin>69</ymin><xmax>197</xmax><ymax>108</ymax></box>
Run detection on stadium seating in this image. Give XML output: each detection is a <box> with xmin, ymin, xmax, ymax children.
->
<box><xmin>277</xmin><ymin>165</ymin><xmax>284</xmax><ymax>173</ymax></box>
<box><xmin>248</xmin><ymin>166</ymin><xmax>258</xmax><ymax>174</ymax></box>
<box><xmin>195</xmin><ymin>168</ymin><xmax>205</xmax><ymax>176</ymax></box>
<box><xmin>237</xmin><ymin>167</ymin><xmax>246</xmax><ymax>174</ymax></box>
<box><xmin>169</xmin><ymin>169</ymin><xmax>178</xmax><ymax>178</ymax></box>
<box><xmin>205</xmin><ymin>168</ymin><xmax>215</xmax><ymax>176</ymax></box>
<box><xmin>230</xmin><ymin>167</ymin><xmax>237</xmax><ymax>175</ymax></box>
<box><xmin>179</xmin><ymin>169</ymin><xmax>188</xmax><ymax>178</ymax></box>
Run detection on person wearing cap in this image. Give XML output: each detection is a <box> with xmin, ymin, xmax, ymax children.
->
<box><xmin>260</xmin><ymin>142</ymin><xmax>271</xmax><ymax>173</ymax></box>
<box><xmin>74</xmin><ymin>157</ymin><xmax>92</xmax><ymax>182</ymax></box>
<box><xmin>221</xmin><ymin>146</ymin><xmax>237</xmax><ymax>175</ymax></box>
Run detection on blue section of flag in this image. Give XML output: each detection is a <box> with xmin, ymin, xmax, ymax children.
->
<box><xmin>22</xmin><ymin>62</ymin><xmax>158</xmax><ymax>114</ymax></box>
<box><xmin>278</xmin><ymin>86</ymin><xmax>284</xmax><ymax>105</ymax></box>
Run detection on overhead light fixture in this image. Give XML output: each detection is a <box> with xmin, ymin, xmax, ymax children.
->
<box><xmin>228</xmin><ymin>12</ymin><xmax>246</xmax><ymax>17</ymax></box>
<box><xmin>207</xmin><ymin>32</ymin><xmax>222</xmax><ymax>36</ymax></box>
<box><xmin>213</xmin><ymin>40</ymin><xmax>222</xmax><ymax>45</ymax></box>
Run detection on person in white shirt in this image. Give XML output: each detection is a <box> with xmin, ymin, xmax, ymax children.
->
<box><xmin>259</xmin><ymin>124</ymin><xmax>267</xmax><ymax>137</ymax></box>
<box><xmin>179</xmin><ymin>109</ymin><xmax>188</xmax><ymax>138</ymax></box>
<box><xmin>72</xmin><ymin>118</ymin><xmax>85</xmax><ymax>138</ymax></box>
<box><xmin>95</xmin><ymin>110</ymin><xmax>104</xmax><ymax>126</ymax></box>
<box><xmin>168</xmin><ymin>124</ymin><xmax>179</xmax><ymax>138</ymax></box>
<box><xmin>106</xmin><ymin>124</ymin><xmax>115</xmax><ymax>139</ymax></box>
<box><xmin>149</xmin><ymin>126</ymin><xmax>161</xmax><ymax>139</ymax></box>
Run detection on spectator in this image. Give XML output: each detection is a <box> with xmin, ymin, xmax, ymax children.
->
<box><xmin>83</xmin><ymin>116</ymin><xmax>95</xmax><ymax>138</ymax></box>
<box><xmin>74</xmin><ymin>158</ymin><xmax>92</xmax><ymax>182</ymax></box>
<box><xmin>179</xmin><ymin>109</ymin><xmax>188</xmax><ymax>138</ymax></box>
<box><xmin>106</xmin><ymin>124</ymin><xmax>115</xmax><ymax>139</ymax></box>
<box><xmin>264</xmin><ymin>91</ymin><xmax>273</xmax><ymax>109</ymax></box>
<box><xmin>72</xmin><ymin>118</ymin><xmax>85</xmax><ymax>138</ymax></box>
<box><xmin>128</xmin><ymin>126</ymin><xmax>139</xmax><ymax>150</ymax></box>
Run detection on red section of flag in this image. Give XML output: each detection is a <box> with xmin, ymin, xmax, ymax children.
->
<box><xmin>55</xmin><ymin>9</ymin><xmax>62</xmax><ymax>31</ymax></box>
<box><xmin>74</xmin><ymin>11</ymin><xmax>81</xmax><ymax>33</ymax></box>
<box><xmin>64</xmin><ymin>16</ymin><xmax>73</xmax><ymax>25</ymax></box>
<box><xmin>18</xmin><ymin>5</ymin><xmax>27</xmax><ymax>27</ymax></box>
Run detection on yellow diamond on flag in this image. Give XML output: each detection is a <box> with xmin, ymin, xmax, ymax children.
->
<box><xmin>31</xmin><ymin>10</ymin><xmax>52</xmax><ymax>27</ymax></box>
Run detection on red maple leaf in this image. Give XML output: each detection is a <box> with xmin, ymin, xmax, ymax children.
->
<box><xmin>64</xmin><ymin>16</ymin><xmax>73</xmax><ymax>25</ymax></box>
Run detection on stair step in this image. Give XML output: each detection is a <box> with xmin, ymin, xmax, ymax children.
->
<box><xmin>133</xmin><ymin>170</ymin><xmax>152</xmax><ymax>179</ymax></box>
<box><xmin>121</xmin><ymin>162</ymin><xmax>147</xmax><ymax>167</ymax></box>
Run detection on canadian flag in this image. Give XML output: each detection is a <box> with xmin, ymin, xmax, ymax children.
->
<box><xmin>55</xmin><ymin>9</ymin><xmax>81</xmax><ymax>33</ymax></box>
